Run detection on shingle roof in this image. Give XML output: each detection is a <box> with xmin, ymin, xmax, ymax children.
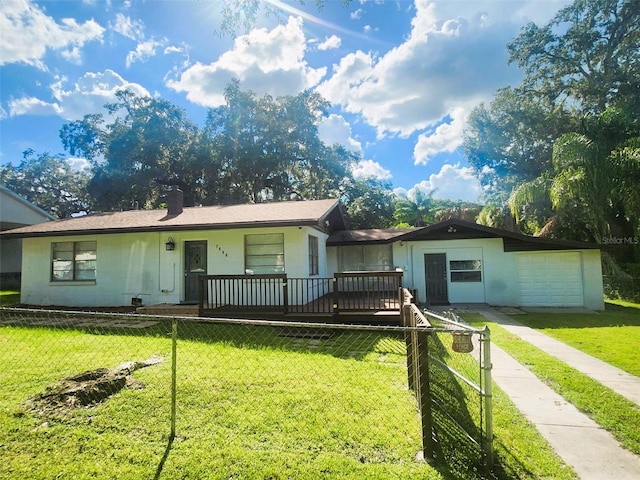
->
<box><xmin>1</xmin><ymin>199</ymin><xmax>342</xmax><ymax>238</ymax></box>
<box><xmin>327</xmin><ymin>228</ymin><xmax>416</xmax><ymax>245</ymax></box>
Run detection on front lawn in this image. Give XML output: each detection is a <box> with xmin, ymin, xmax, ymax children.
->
<box><xmin>512</xmin><ymin>302</ymin><xmax>640</xmax><ymax>377</ymax></box>
<box><xmin>466</xmin><ymin>313</ymin><xmax>640</xmax><ymax>456</ymax></box>
<box><xmin>0</xmin><ymin>315</ymin><xmax>575</xmax><ymax>479</ymax></box>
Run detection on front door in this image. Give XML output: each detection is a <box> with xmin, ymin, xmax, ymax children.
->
<box><xmin>424</xmin><ymin>253</ymin><xmax>448</xmax><ymax>304</ymax></box>
<box><xmin>184</xmin><ymin>241</ymin><xmax>207</xmax><ymax>303</ymax></box>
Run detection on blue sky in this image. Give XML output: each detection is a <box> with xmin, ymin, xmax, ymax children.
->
<box><xmin>0</xmin><ymin>0</ymin><xmax>571</xmax><ymax>203</ymax></box>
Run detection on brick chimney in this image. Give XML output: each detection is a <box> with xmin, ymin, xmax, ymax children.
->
<box><xmin>166</xmin><ymin>186</ymin><xmax>183</xmax><ymax>216</ymax></box>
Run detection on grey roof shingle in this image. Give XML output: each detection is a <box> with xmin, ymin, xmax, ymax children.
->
<box><xmin>1</xmin><ymin>199</ymin><xmax>341</xmax><ymax>238</ymax></box>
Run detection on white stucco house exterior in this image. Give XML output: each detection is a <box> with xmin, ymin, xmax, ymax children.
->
<box><xmin>0</xmin><ymin>185</ymin><xmax>55</xmax><ymax>287</ymax></box>
<box><xmin>327</xmin><ymin>220</ymin><xmax>604</xmax><ymax>310</ymax></box>
<box><xmin>1</xmin><ymin>192</ymin><xmax>604</xmax><ymax>310</ymax></box>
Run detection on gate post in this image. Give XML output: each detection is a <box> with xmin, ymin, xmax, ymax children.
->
<box><xmin>170</xmin><ymin>318</ymin><xmax>177</xmax><ymax>440</ymax></box>
<box><xmin>482</xmin><ymin>326</ymin><xmax>494</xmax><ymax>468</ymax></box>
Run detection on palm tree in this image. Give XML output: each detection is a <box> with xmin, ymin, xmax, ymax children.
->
<box><xmin>393</xmin><ymin>190</ymin><xmax>436</xmax><ymax>227</ymax></box>
<box><xmin>508</xmin><ymin>108</ymin><xmax>640</xmax><ymax>250</ymax></box>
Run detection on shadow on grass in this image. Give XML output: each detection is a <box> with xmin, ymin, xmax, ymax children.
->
<box><xmin>0</xmin><ymin>307</ymin><xmax>405</xmax><ymax>363</ymax></box>
<box><xmin>424</xmin><ymin>331</ymin><xmax>537</xmax><ymax>480</ymax></box>
<box><xmin>154</xmin><ymin>435</ymin><xmax>174</xmax><ymax>480</ymax></box>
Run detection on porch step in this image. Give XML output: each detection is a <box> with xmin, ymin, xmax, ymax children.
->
<box><xmin>136</xmin><ymin>303</ymin><xmax>199</xmax><ymax>317</ymax></box>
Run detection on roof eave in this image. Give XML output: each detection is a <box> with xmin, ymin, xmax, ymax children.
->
<box><xmin>0</xmin><ymin>219</ymin><xmax>326</xmax><ymax>239</ymax></box>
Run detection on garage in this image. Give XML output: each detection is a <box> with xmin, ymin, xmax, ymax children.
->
<box><xmin>516</xmin><ymin>252</ymin><xmax>585</xmax><ymax>307</ymax></box>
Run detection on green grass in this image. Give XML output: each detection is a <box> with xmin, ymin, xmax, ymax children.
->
<box><xmin>606</xmin><ymin>298</ymin><xmax>640</xmax><ymax>309</ymax></box>
<box><xmin>0</xmin><ymin>315</ymin><xmax>577</xmax><ymax>479</ymax></box>
<box><xmin>510</xmin><ymin>303</ymin><xmax>640</xmax><ymax>378</ymax></box>
<box><xmin>0</xmin><ymin>290</ymin><xmax>20</xmax><ymax>306</ymax></box>
<box><xmin>466</xmin><ymin>314</ymin><xmax>640</xmax><ymax>456</ymax></box>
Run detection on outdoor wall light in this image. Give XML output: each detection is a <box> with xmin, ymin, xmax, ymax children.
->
<box><xmin>165</xmin><ymin>237</ymin><xmax>176</xmax><ymax>251</ymax></box>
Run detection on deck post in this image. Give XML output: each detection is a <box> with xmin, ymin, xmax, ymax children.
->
<box><xmin>282</xmin><ymin>275</ymin><xmax>289</xmax><ymax>315</ymax></box>
<box><xmin>332</xmin><ymin>276</ymin><xmax>339</xmax><ymax>318</ymax></box>
<box><xmin>198</xmin><ymin>276</ymin><xmax>204</xmax><ymax>316</ymax></box>
<box><xmin>402</xmin><ymin>303</ymin><xmax>417</xmax><ymax>392</ymax></box>
<box><xmin>417</xmin><ymin>328</ymin><xmax>435</xmax><ymax>461</ymax></box>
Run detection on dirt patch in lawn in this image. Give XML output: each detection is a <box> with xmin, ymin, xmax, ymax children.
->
<box><xmin>22</xmin><ymin>356</ymin><xmax>164</xmax><ymax>416</ymax></box>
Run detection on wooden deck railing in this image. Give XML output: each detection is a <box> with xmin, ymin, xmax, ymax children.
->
<box><xmin>199</xmin><ymin>271</ymin><xmax>403</xmax><ymax>317</ymax></box>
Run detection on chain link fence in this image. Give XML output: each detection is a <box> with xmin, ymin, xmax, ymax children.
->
<box><xmin>1</xmin><ymin>303</ymin><xmax>492</xmax><ymax>479</ymax></box>
<box><xmin>603</xmin><ymin>274</ymin><xmax>640</xmax><ymax>302</ymax></box>
<box><xmin>401</xmin><ymin>303</ymin><xmax>493</xmax><ymax>475</ymax></box>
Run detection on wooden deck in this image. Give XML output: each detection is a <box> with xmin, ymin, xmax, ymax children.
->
<box><xmin>197</xmin><ymin>272</ymin><xmax>404</xmax><ymax>325</ymax></box>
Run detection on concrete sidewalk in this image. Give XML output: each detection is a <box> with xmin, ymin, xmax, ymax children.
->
<box><xmin>480</xmin><ymin>308</ymin><xmax>640</xmax><ymax>406</ymax></box>
<box><xmin>474</xmin><ymin>307</ymin><xmax>640</xmax><ymax>480</ymax></box>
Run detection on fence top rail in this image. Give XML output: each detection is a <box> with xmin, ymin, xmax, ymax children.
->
<box><xmin>334</xmin><ymin>271</ymin><xmax>403</xmax><ymax>279</ymax></box>
<box><xmin>202</xmin><ymin>274</ymin><xmax>287</xmax><ymax>280</ymax></box>
<box><xmin>422</xmin><ymin>307</ymin><xmax>485</xmax><ymax>333</ymax></box>
<box><xmin>0</xmin><ymin>306</ymin><xmax>425</xmax><ymax>334</ymax></box>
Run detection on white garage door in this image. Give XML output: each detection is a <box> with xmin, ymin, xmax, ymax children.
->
<box><xmin>516</xmin><ymin>252</ymin><xmax>585</xmax><ymax>307</ymax></box>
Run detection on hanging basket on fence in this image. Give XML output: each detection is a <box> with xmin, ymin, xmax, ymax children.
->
<box><xmin>451</xmin><ymin>331</ymin><xmax>474</xmax><ymax>353</ymax></box>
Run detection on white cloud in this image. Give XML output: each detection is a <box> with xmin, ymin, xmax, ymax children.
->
<box><xmin>167</xmin><ymin>16</ymin><xmax>326</xmax><ymax>107</ymax></box>
<box><xmin>317</xmin><ymin>114</ymin><xmax>362</xmax><ymax>153</ymax></box>
<box><xmin>164</xmin><ymin>45</ymin><xmax>185</xmax><ymax>55</ymax></box>
<box><xmin>351</xmin><ymin>159</ymin><xmax>392</xmax><ymax>180</ymax></box>
<box><xmin>0</xmin><ymin>0</ymin><xmax>104</xmax><ymax>69</ymax></box>
<box><xmin>316</xmin><ymin>0</ymin><xmax>568</xmax><ymax>148</ymax></box>
<box><xmin>66</xmin><ymin>156</ymin><xmax>91</xmax><ymax>171</ymax></box>
<box><xmin>413</xmin><ymin>107</ymin><xmax>467</xmax><ymax>165</ymax></box>
<box><xmin>351</xmin><ymin>9</ymin><xmax>363</xmax><ymax>20</ymax></box>
<box><xmin>8</xmin><ymin>96</ymin><xmax>62</xmax><ymax>117</ymax></box>
<box><xmin>126</xmin><ymin>38</ymin><xmax>165</xmax><ymax>67</ymax></box>
<box><xmin>41</xmin><ymin>70</ymin><xmax>149</xmax><ymax>120</ymax></box>
<box><xmin>317</xmin><ymin>34</ymin><xmax>341</xmax><ymax>51</ymax></box>
<box><xmin>9</xmin><ymin>70</ymin><xmax>149</xmax><ymax>120</ymax></box>
<box><xmin>111</xmin><ymin>13</ymin><xmax>144</xmax><ymax>40</ymax></box>
<box><xmin>398</xmin><ymin>163</ymin><xmax>483</xmax><ymax>202</ymax></box>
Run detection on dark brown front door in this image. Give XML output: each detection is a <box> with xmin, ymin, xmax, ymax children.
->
<box><xmin>185</xmin><ymin>241</ymin><xmax>207</xmax><ymax>303</ymax></box>
<box><xmin>424</xmin><ymin>253</ymin><xmax>448</xmax><ymax>304</ymax></box>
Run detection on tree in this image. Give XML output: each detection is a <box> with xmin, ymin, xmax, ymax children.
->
<box><xmin>204</xmin><ymin>80</ymin><xmax>352</xmax><ymax>203</ymax></box>
<box><xmin>60</xmin><ymin>90</ymin><xmax>205</xmax><ymax>211</ymax></box>
<box><xmin>341</xmin><ymin>178</ymin><xmax>395</xmax><ymax>229</ymax></box>
<box><xmin>508</xmin><ymin>108</ymin><xmax>640</xmax><ymax>254</ymax></box>
<box><xmin>463</xmin><ymin>87</ymin><xmax>576</xmax><ymax>199</ymax></box>
<box><xmin>508</xmin><ymin>0</ymin><xmax>640</xmax><ymax>112</ymax></box>
<box><xmin>464</xmin><ymin>0</ymin><xmax>640</xmax><ymax>249</ymax></box>
<box><xmin>0</xmin><ymin>150</ymin><xmax>91</xmax><ymax>218</ymax></box>
<box><xmin>393</xmin><ymin>190</ymin><xmax>438</xmax><ymax>227</ymax></box>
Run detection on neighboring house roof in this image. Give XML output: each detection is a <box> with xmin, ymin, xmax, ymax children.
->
<box><xmin>328</xmin><ymin>219</ymin><xmax>599</xmax><ymax>251</ymax></box>
<box><xmin>0</xmin><ymin>185</ymin><xmax>55</xmax><ymax>231</ymax></box>
<box><xmin>1</xmin><ymin>198</ymin><xmax>344</xmax><ymax>239</ymax></box>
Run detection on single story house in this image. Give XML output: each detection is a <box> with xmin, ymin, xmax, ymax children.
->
<box><xmin>328</xmin><ymin>220</ymin><xmax>604</xmax><ymax>310</ymax></box>
<box><xmin>1</xmin><ymin>191</ymin><xmax>604</xmax><ymax>310</ymax></box>
<box><xmin>0</xmin><ymin>185</ymin><xmax>55</xmax><ymax>288</ymax></box>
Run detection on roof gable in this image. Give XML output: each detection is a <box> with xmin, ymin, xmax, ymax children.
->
<box><xmin>1</xmin><ymin>199</ymin><xmax>344</xmax><ymax>238</ymax></box>
<box><xmin>397</xmin><ymin>219</ymin><xmax>599</xmax><ymax>251</ymax></box>
<box><xmin>327</xmin><ymin>219</ymin><xmax>599</xmax><ymax>252</ymax></box>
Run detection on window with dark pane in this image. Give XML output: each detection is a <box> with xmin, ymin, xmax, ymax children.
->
<box><xmin>309</xmin><ymin>235</ymin><xmax>319</xmax><ymax>276</ymax></box>
<box><xmin>449</xmin><ymin>260</ymin><xmax>482</xmax><ymax>282</ymax></box>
